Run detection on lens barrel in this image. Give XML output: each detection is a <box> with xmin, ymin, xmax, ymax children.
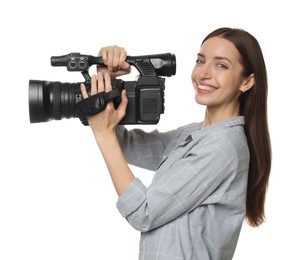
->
<box><xmin>28</xmin><ymin>80</ymin><xmax>79</xmax><ymax>123</ymax></box>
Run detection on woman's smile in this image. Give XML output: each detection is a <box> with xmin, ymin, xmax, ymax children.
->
<box><xmin>196</xmin><ymin>82</ymin><xmax>218</xmax><ymax>94</ymax></box>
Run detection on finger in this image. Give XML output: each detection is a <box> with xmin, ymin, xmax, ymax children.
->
<box><xmin>104</xmin><ymin>72</ymin><xmax>112</xmax><ymax>93</ymax></box>
<box><xmin>91</xmin><ymin>74</ymin><xmax>98</xmax><ymax>95</ymax></box>
<box><xmin>117</xmin><ymin>90</ymin><xmax>128</xmax><ymax>118</ymax></box>
<box><xmin>80</xmin><ymin>83</ymin><xmax>89</xmax><ymax>99</ymax></box>
<box><xmin>98</xmin><ymin>47</ymin><xmax>108</xmax><ymax>65</ymax></box>
<box><xmin>119</xmin><ymin>47</ymin><xmax>130</xmax><ymax>69</ymax></box>
<box><xmin>97</xmin><ymin>72</ymin><xmax>105</xmax><ymax>93</ymax></box>
<box><xmin>112</xmin><ymin>45</ymin><xmax>121</xmax><ymax>70</ymax></box>
<box><xmin>106</xmin><ymin>48</ymin><xmax>114</xmax><ymax>71</ymax></box>
<box><xmin>99</xmin><ymin>46</ymin><xmax>114</xmax><ymax>71</ymax></box>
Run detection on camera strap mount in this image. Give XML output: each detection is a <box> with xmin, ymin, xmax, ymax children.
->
<box><xmin>76</xmin><ymin>89</ymin><xmax>120</xmax><ymax>126</ymax></box>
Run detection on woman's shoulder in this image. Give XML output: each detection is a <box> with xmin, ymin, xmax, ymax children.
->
<box><xmin>170</xmin><ymin>122</ymin><xmax>202</xmax><ymax>136</ymax></box>
<box><xmin>195</xmin><ymin>117</ymin><xmax>249</xmax><ymax>158</ymax></box>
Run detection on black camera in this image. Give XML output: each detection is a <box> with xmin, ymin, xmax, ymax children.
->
<box><xmin>28</xmin><ymin>52</ymin><xmax>176</xmax><ymax>125</ymax></box>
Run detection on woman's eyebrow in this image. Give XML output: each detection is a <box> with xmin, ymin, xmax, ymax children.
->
<box><xmin>197</xmin><ymin>53</ymin><xmax>232</xmax><ymax>64</ymax></box>
<box><xmin>214</xmin><ymin>56</ymin><xmax>232</xmax><ymax>64</ymax></box>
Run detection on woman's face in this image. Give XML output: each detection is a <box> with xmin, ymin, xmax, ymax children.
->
<box><xmin>191</xmin><ymin>36</ymin><xmax>247</xmax><ymax>113</ymax></box>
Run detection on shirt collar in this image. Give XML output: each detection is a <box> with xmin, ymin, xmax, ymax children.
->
<box><xmin>190</xmin><ymin>116</ymin><xmax>245</xmax><ymax>140</ymax></box>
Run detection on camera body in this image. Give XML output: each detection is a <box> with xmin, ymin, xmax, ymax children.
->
<box><xmin>111</xmin><ymin>76</ymin><xmax>165</xmax><ymax>125</ymax></box>
<box><xmin>29</xmin><ymin>52</ymin><xmax>176</xmax><ymax>125</ymax></box>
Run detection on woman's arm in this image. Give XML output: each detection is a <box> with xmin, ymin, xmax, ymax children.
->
<box><xmin>95</xmin><ymin>130</ymin><xmax>135</xmax><ymax>196</ymax></box>
<box><xmin>115</xmin><ymin>126</ymin><xmax>174</xmax><ymax>171</ymax></box>
<box><xmin>81</xmin><ymin>71</ymin><xmax>134</xmax><ymax>196</ymax></box>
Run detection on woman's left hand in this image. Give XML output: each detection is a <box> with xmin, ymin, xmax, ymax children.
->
<box><xmin>80</xmin><ymin>72</ymin><xmax>128</xmax><ymax>139</ymax></box>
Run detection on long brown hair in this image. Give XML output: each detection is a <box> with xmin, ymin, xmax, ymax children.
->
<box><xmin>202</xmin><ymin>28</ymin><xmax>272</xmax><ymax>227</ymax></box>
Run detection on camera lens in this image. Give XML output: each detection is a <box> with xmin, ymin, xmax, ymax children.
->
<box><xmin>28</xmin><ymin>80</ymin><xmax>79</xmax><ymax>123</ymax></box>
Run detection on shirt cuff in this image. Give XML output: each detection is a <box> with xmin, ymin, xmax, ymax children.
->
<box><xmin>116</xmin><ymin>178</ymin><xmax>147</xmax><ymax>218</ymax></box>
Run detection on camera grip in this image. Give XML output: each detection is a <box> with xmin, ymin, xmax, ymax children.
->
<box><xmin>76</xmin><ymin>89</ymin><xmax>120</xmax><ymax>125</ymax></box>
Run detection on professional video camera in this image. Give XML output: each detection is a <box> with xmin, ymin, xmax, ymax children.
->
<box><xmin>28</xmin><ymin>52</ymin><xmax>176</xmax><ymax>125</ymax></box>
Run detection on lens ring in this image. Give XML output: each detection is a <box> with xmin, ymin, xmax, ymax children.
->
<box><xmin>53</xmin><ymin>82</ymin><xmax>61</xmax><ymax>120</ymax></box>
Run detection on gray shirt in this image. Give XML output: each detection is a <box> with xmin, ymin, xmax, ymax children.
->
<box><xmin>116</xmin><ymin>116</ymin><xmax>249</xmax><ymax>260</ymax></box>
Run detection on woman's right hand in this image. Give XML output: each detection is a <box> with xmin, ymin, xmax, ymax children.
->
<box><xmin>97</xmin><ymin>45</ymin><xmax>131</xmax><ymax>78</ymax></box>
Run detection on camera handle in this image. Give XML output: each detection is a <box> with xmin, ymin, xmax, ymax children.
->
<box><xmin>76</xmin><ymin>88</ymin><xmax>120</xmax><ymax>126</ymax></box>
<box><xmin>82</xmin><ymin>71</ymin><xmax>92</xmax><ymax>82</ymax></box>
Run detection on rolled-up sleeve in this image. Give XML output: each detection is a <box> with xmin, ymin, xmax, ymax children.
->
<box><xmin>117</xmin><ymin>178</ymin><xmax>147</xmax><ymax>218</ymax></box>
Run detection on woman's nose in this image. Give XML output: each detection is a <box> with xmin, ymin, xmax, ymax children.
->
<box><xmin>193</xmin><ymin>64</ymin><xmax>212</xmax><ymax>79</ymax></box>
<box><xmin>198</xmin><ymin>65</ymin><xmax>212</xmax><ymax>79</ymax></box>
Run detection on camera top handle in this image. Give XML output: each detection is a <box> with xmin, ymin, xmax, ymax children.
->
<box><xmin>50</xmin><ymin>52</ymin><xmax>176</xmax><ymax>82</ymax></box>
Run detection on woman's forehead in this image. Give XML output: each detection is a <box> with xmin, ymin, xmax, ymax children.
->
<box><xmin>200</xmin><ymin>37</ymin><xmax>240</xmax><ymax>61</ymax></box>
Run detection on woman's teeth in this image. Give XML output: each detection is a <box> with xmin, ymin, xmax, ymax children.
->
<box><xmin>197</xmin><ymin>84</ymin><xmax>215</xmax><ymax>91</ymax></box>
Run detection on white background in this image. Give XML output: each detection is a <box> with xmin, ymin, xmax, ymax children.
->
<box><xmin>0</xmin><ymin>0</ymin><xmax>300</xmax><ymax>259</ymax></box>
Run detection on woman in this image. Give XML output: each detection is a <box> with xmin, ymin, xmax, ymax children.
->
<box><xmin>80</xmin><ymin>27</ymin><xmax>272</xmax><ymax>260</ymax></box>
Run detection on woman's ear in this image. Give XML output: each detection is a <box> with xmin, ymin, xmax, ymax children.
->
<box><xmin>240</xmin><ymin>73</ymin><xmax>255</xmax><ymax>93</ymax></box>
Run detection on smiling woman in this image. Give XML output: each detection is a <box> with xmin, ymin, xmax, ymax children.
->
<box><xmin>80</xmin><ymin>27</ymin><xmax>272</xmax><ymax>260</ymax></box>
<box><xmin>194</xmin><ymin>28</ymin><xmax>271</xmax><ymax>227</ymax></box>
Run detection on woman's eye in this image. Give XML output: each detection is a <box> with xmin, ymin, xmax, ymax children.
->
<box><xmin>217</xmin><ymin>63</ymin><xmax>227</xmax><ymax>69</ymax></box>
<box><xmin>196</xmin><ymin>59</ymin><xmax>204</xmax><ymax>64</ymax></box>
